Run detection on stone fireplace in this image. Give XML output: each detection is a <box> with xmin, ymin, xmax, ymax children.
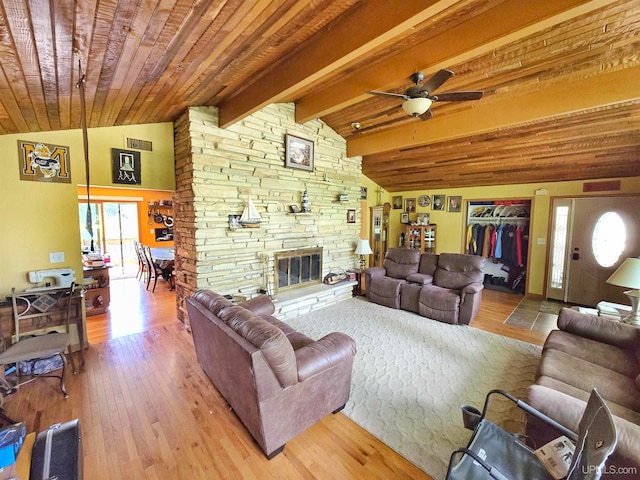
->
<box><xmin>274</xmin><ymin>247</ymin><xmax>323</xmax><ymax>293</ymax></box>
<box><xmin>173</xmin><ymin>104</ymin><xmax>362</xmax><ymax>323</ymax></box>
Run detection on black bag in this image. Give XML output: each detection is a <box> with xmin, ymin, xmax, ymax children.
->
<box><xmin>30</xmin><ymin>419</ymin><xmax>83</xmax><ymax>480</ymax></box>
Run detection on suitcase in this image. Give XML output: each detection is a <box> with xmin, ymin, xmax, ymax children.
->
<box><xmin>30</xmin><ymin>419</ymin><xmax>82</xmax><ymax>480</ymax></box>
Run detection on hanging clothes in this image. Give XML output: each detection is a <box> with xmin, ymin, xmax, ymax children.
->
<box><xmin>494</xmin><ymin>224</ymin><xmax>503</xmax><ymax>259</ymax></box>
<box><xmin>466</xmin><ymin>224</ymin><xmax>476</xmax><ymax>255</ymax></box>
<box><xmin>482</xmin><ymin>224</ymin><xmax>493</xmax><ymax>258</ymax></box>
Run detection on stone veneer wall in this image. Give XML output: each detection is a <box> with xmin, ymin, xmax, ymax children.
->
<box><xmin>173</xmin><ymin>104</ymin><xmax>362</xmax><ymax>322</ymax></box>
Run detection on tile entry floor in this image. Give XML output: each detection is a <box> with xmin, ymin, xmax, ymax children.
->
<box><xmin>504</xmin><ymin>297</ymin><xmax>573</xmax><ymax>335</ymax></box>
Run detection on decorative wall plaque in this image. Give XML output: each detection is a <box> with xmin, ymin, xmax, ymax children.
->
<box><xmin>18</xmin><ymin>140</ymin><xmax>71</xmax><ymax>183</ymax></box>
<box><xmin>111</xmin><ymin>148</ymin><xmax>141</xmax><ymax>185</ymax></box>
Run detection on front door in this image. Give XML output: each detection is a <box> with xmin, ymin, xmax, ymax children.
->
<box><xmin>548</xmin><ymin>196</ymin><xmax>640</xmax><ymax>306</ymax></box>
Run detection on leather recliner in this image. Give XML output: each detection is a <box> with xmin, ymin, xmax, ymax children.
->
<box><xmin>417</xmin><ymin>253</ymin><xmax>486</xmax><ymax>325</ymax></box>
<box><xmin>364</xmin><ymin>248</ymin><xmax>421</xmax><ymax>309</ymax></box>
<box><xmin>365</xmin><ymin>249</ymin><xmax>486</xmax><ymax>325</ymax></box>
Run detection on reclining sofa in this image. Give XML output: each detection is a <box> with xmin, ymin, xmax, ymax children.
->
<box><xmin>364</xmin><ymin>248</ymin><xmax>486</xmax><ymax>325</ymax></box>
<box><xmin>525</xmin><ymin>307</ymin><xmax>640</xmax><ymax>478</ymax></box>
<box><xmin>186</xmin><ymin>290</ymin><xmax>357</xmax><ymax>458</ymax></box>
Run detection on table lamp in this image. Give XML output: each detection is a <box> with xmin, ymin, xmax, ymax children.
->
<box><xmin>354</xmin><ymin>239</ymin><xmax>373</xmax><ymax>270</ymax></box>
<box><xmin>606</xmin><ymin>257</ymin><xmax>640</xmax><ymax>325</ymax></box>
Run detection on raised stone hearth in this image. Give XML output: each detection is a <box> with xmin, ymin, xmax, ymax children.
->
<box><xmin>272</xmin><ymin>280</ymin><xmax>356</xmax><ymax>320</ymax></box>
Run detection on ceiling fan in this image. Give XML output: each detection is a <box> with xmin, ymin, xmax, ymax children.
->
<box><xmin>366</xmin><ymin>69</ymin><xmax>483</xmax><ymax>121</ymax></box>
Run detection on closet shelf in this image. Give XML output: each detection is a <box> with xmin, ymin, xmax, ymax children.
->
<box><xmin>468</xmin><ymin>216</ymin><xmax>529</xmax><ymax>222</ymax></box>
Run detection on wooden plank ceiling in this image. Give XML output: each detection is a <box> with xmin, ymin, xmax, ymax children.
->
<box><xmin>1</xmin><ymin>0</ymin><xmax>639</xmax><ymax>190</ymax></box>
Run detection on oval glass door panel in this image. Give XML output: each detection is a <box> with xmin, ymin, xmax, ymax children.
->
<box><xmin>592</xmin><ymin>211</ymin><xmax>625</xmax><ymax>267</ymax></box>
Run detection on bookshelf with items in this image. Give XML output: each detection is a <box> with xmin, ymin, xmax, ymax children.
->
<box><xmin>83</xmin><ymin>266</ymin><xmax>111</xmax><ymax>316</ymax></box>
<box><xmin>402</xmin><ymin>225</ymin><xmax>437</xmax><ymax>254</ymax></box>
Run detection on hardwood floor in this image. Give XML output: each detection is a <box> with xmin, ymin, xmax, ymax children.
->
<box><xmin>470</xmin><ymin>289</ymin><xmax>548</xmax><ymax>346</ymax></box>
<box><xmin>3</xmin><ymin>279</ymin><xmax>537</xmax><ymax>479</ymax></box>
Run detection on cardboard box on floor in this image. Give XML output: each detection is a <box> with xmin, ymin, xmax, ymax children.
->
<box><xmin>0</xmin><ymin>432</ymin><xmax>34</xmax><ymax>480</ymax></box>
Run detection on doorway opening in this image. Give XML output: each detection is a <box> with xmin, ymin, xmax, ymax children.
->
<box><xmin>79</xmin><ymin>201</ymin><xmax>140</xmax><ymax>279</ymax></box>
<box><xmin>547</xmin><ymin>196</ymin><xmax>640</xmax><ymax>307</ymax></box>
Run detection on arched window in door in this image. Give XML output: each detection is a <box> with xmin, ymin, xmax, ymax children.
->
<box><xmin>592</xmin><ymin>211</ymin><xmax>625</xmax><ymax>268</ymax></box>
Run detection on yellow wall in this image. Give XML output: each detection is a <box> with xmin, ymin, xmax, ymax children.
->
<box><xmin>363</xmin><ymin>175</ymin><xmax>640</xmax><ymax>296</ymax></box>
<box><xmin>1</xmin><ymin>123</ymin><xmax>175</xmax><ymax>295</ymax></box>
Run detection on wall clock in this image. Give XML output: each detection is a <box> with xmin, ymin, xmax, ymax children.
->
<box><xmin>418</xmin><ymin>194</ymin><xmax>431</xmax><ymax>207</ymax></box>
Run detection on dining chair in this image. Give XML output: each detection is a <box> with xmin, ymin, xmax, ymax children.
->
<box><xmin>142</xmin><ymin>245</ymin><xmax>164</xmax><ymax>292</ymax></box>
<box><xmin>134</xmin><ymin>240</ymin><xmax>145</xmax><ymax>281</ymax></box>
<box><xmin>0</xmin><ymin>283</ymin><xmax>80</xmax><ymax>399</ymax></box>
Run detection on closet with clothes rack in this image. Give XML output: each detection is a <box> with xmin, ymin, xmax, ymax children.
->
<box><xmin>466</xmin><ymin>200</ymin><xmax>531</xmax><ymax>293</ymax></box>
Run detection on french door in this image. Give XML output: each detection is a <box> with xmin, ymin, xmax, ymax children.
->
<box><xmin>547</xmin><ymin>196</ymin><xmax>640</xmax><ymax>306</ymax></box>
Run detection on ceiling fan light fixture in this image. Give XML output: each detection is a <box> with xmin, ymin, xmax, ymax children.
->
<box><xmin>402</xmin><ymin>97</ymin><xmax>432</xmax><ymax>116</ymax></box>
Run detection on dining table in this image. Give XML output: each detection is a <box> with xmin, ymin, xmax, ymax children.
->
<box><xmin>150</xmin><ymin>247</ymin><xmax>174</xmax><ymax>266</ymax></box>
<box><xmin>150</xmin><ymin>247</ymin><xmax>175</xmax><ymax>289</ymax></box>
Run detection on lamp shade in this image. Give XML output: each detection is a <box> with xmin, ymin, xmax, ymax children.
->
<box><xmin>402</xmin><ymin>97</ymin><xmax>432</xmax><ymax>116</ymax></box>
<box><xmin>606</xmin><ymin>257</ymin><xmax>640</xmax><ymax>289</ymax></box>
<box><xmin>355</xmin><ymin>239</ymin><xmax>373</xmax><ymax>255</ymax></box>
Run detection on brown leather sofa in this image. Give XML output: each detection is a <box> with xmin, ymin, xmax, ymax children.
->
<box><xmin>186</xmin><ymin>290</ymin><xmax>357</xmax><ymax>458</ymax></box>
<box><xmin>525</xmin><ymin>308</ymin><xmax>640</xmax><ymax>478</ymax></box>
<box><xmin>364</xmin><ymin>248</ymin><xmax>486</xmax><ymax>325</ymax></box>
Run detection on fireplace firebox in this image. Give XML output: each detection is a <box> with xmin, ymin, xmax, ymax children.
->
<box><xmin>274</xmin><ymin>248</ymin><xmax>323</xmax><ymax>292</ymax></box>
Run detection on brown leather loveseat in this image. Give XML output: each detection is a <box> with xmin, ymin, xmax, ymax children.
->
<box><xmin>364</xmin><ymin>248</ymin><xmax>486</xmax><ymax>325</ymax></box>
<box><xmin>525</xmin><ymin>307</ymin><xmax>640</xmax><ymax>478</ymax></box>
<box><xmin>186</xmin><ymin>290</ymin><xmax>357</xmax><ymax>458</ymax></box>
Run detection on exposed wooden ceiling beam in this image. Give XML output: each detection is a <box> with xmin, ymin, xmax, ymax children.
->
<box><xmin>217</xmin><ymin>0</ymin><xmax>458</xmax><ymax>128</ymax></box>
<box><xmin>348</xmin><ymin>64</ymin><xmax>640</xmax><ymax>157</ymax></box>
<box><xmin>295</xmin><ymin>0</ymin><xmax>615</xmax><ymax>124</ymax></box>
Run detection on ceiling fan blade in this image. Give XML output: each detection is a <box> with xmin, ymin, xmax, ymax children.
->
<box><xmin>419</xmin><ymin>109</ymin><xmax>433</xmax><ymax>121</ymax></box>
<box><xmin>420</xmin><ymin>69</ymin><xmax>454</xmax><ymax>94</ymax></box>
<box><xmin>366</xmin><ymin>90</ymin><xmax>408</xmax><ymax>99</ymax></box>
<box><xmin>431</xmin><ymin>91</ymin><xmax>484</xmax><ymax>102</ymax></box>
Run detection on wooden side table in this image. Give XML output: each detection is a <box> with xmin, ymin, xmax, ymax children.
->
<box><xmin>349</xmin><ymin>269</ymin><xmax>366</xmax><ymax>296</ymax></box>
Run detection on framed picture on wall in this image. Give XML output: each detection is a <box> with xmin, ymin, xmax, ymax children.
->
<box><xmin>448</xmin><ymin>195</ymin><xmax>462</xmax><ymax>212</ymax></box>
<box><xmin>347</xmin><ymin>209</ymin><xmax>356</xmax><ymax>223</ymax></box>
<box><xmin>432</xmin><ymin>194</ymin><xmax>445</xmax><ymax>210</ymax></box>
<box><xmin>401</xmin><ymin>213</ymin><xmax>409</xmax><ymax>224</ymax></box>
<box><xmin>405</xmin><ymin>198</ymin><xmax>416</xmax><ymax>213</ymax></box>
<box><xmin>112</xmin><ymin>148</ymin><xmax>141</xmax><ymax>185</ymax></box>
<box><xmin>285</xmin><ymin>134</ymin><xmax>314</xmax><ymax>171</ymax></box>
<box><xmin>392</xmin><ymin>196</ymin><xmax>403</xmax><ymax>209</ymax></box>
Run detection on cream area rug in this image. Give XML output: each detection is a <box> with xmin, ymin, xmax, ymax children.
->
<box><xmin>285</xmin><ymin>297</ymin><xmax>542</xmax><ymax>480</ymax></box>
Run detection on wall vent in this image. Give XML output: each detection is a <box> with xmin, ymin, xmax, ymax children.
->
<box><xmin>126</xmin><ymin>138</ymin><xmax>153</xmax><ymax>151</ymax></box>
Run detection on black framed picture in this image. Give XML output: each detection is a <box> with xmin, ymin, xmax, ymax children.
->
<box><xmin>347</xmin><ymin>209</ymin><xmax>356</xmax><ymax>223</ymax></box>
<box><xmin>401</xmin><ymin>213</ymin><xmax>410</xmax><ymax>224</ymax></box>
<box><xmin>392</xmin><ymin>196</ymin><xmax>403</xmax><ymax>209</ymax></box>
<box><xmin>285</xmin><ymin>134</ymin><xmax>314</xmax><ymax>171</ymax></box>
<box><xmin>360</xmin><ymin>186</ymin><xmax>368</xmax><ymax>199</ymax></box>
<box><xmin>111</xmin><ymin>148</ymin><xmax>141</xmax><ymax>185</ymax></box>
